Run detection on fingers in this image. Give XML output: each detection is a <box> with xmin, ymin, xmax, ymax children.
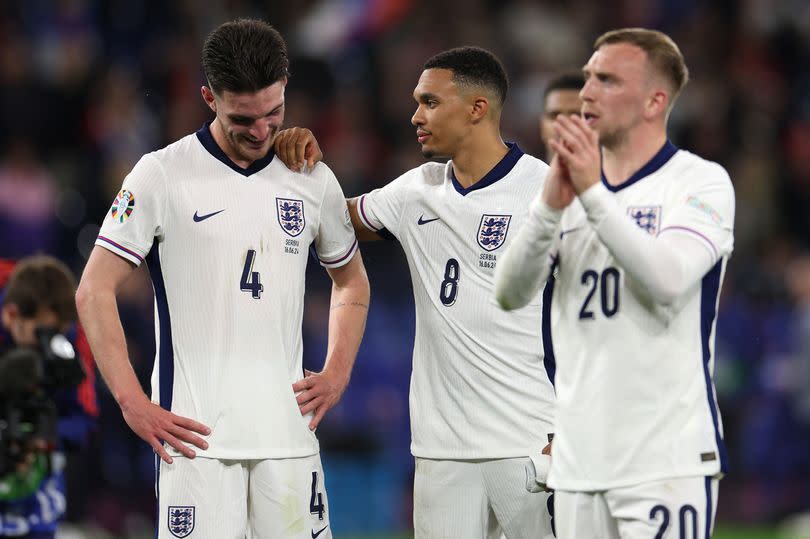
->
<box><xmin>309</xmin><ymin>406</ymin><xmax>327</xmax><ymax>431</ymax></box>
<box><xmin>299</xmin><ymin>395</ymin><xmax>324</xmax><ymax>416</ymax></box>
<box><xmin>173</xmin><ymin>414</ymin><xmax>211</xmax><ymax>436</ymax></box>
<box><xmin>295</xmin><ymin>137</ymin><xmax>308</xmax><ymax>170</ymax></box>
<box><xmin>554</xmin><ymin>115</ymin><xmax>591</xmax><ymax>151</ymax></box>
<box><xmin>274</xmin><ymin>129</ymin><xmax>295</xmax><ymax>170</ymax></box>
<box><xmin>150</xmin><ymin>438</ymin><xmax>174</xmax><ymax>464</ymax></box>
<box><xmin>304</xmin><ymin>141</ymin><xmax>323</xmax><ymax>169</ymax></box>
<box><xmin>292</xmin><ymin>375</ymin><xmax>314</xmax><ymax>393</ymax></box>
<box><xmin>162</xmin><ymin>431</ymin><xmax>197</xmax><ymax>459</ymax></box>
<box><xmin>275</xmin><ymin>128</ymin><xmax>305</xmax><ymax>171</ymax></box>
<box><xmin>168</xmin><ymin>424</ymin><xmax>210</xmax><ymax>451</ymax></box>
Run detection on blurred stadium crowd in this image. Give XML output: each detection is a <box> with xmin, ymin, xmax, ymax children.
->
<box><xmin>1</xmin><ymin>0</ymin><xmax>809</xmax><ymax>536</ymax></box>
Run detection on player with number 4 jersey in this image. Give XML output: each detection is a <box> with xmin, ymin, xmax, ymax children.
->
<box><xmin>77</xmin><ymin>20</ymin><xmax>369</xmax><ymax>539</ymax></box>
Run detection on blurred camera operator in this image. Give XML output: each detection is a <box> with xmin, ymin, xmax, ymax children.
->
<box><xmin>0</xmin><ymin>256</ymin><xmax>98</xmax><ymax>539</ymax></box>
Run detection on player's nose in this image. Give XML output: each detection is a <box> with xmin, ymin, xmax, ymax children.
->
<box><xmin>411</xmin><ymin>106</ymin><xmax>424</xmax><ymax>126</ymax></box>
<box><xmin>250</xmin><ymin>120</ymin><xmax>271</xmax><ymax>141</ymax></box>
<box><xmin>579</xmin><ymin>80</ymin><xmax>595</xmax><ymax>102</ymax></box>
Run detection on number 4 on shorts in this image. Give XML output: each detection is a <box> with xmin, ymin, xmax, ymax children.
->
<box><xmin>310</xmin><ymin>471</ymin><xmax>325</xmax><ymax>520</ymax></box>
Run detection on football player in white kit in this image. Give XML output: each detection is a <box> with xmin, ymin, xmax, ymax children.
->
<box><xmin>495</xmin><ymin>29</ymin><xmax>734</xmax><ymax>538</ymax></box>
<box><xmin>75</xmin><ymin>19</ymin><xmax>369</xmax><ymax>539</ymax></box>
<box><xmin>539</xmin><ymin>73</ymin><xmax>584</xmax><ymax>160</ymax></box>
<box><xmin>276</xmin><ymin>47</ymin><xmax>556</xmax><ymax>539</ymax></box>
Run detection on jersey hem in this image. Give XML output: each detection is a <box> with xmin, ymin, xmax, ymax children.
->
<box><xmin>411</xmin><ymin>447</ymin><xmax>545</xmax><ymax>460</ymax></box>
<box><xmin>167</xmin><ymin>447</ymin><xmax>320</xmax><ymax>460</ymax></box>
<box><xmin>548</xmin><ymin>466</ymin><xmax>723</xmax><ymax>491</ymax></box>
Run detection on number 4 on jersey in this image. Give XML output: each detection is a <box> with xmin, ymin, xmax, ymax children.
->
<box><xmin>240</xmin><ymin>250</ymin><xmax>264</xmax><ymax>299</ymax></box>
<box><xmin>310</xmin><ymin>471</ymin><xmax>326</xmax><ymax>520</ymax></box>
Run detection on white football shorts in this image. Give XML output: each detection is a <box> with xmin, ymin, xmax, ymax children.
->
<box><xmin>555</xmin><ymin>475</ymin><xmax>719</xmax><ymax>539</ymax></box>
<box><xmin>156</xmin><ymin>454</ymin><xmax>331</xmax><ymax>539</ymax></box>
<box><xmin>414</xmin><ymin>457</ymin><xmax>556</xmax><ymax>539</ymax></box>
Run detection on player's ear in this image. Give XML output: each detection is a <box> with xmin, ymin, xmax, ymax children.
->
<box><xmin>1</xmin><ymin>303</ymin><xmax>18</xmax><ymax>330</ymax></box>
<box><xmin>470</xmin><ymin>96</ymin><xmax>489</xmax><ymax>123</ymax></box>
<box><xmin>645</xmin><ymin>89</ymin><xmax>668</xmax><ymax>120</ymax></box>
<box><xmin>201</xmin><ymin>86</ymin><xmax>217</xmax><ymax>113</ymax></box>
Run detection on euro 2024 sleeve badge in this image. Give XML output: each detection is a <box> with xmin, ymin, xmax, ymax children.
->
<box><xmin>111</xmin><ymin>189</ymin><xmax>135</xmax><ymax>224</ymax></box>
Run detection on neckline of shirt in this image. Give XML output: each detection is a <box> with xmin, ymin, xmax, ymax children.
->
<box><xmin>195</xmin><ymin>121</ymin><xmax>276</xmax><ymax>177</ymax></box>
<box><xmin>449</xmin><ymin>142</ymin><xmax>524</xmax><ymax>196</ymax></box>
<box><xmin>600</xmin><ymin>140</ymin><xmax>678</xmax><ymax>192</ymax></box>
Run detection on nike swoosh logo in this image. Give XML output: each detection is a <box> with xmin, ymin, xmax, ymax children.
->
<box><xmin>417</xmin><ymin>215</ymin><xmax>440</xmax><ymax>225</ymax></box>
<box><xmin>311</xmin><ymin>525</ymin><xmax>329</xmax><ymax>538</ymax></box>
<box><xmin>193</xmin><ymin>209</ymin><xmax>225</xmax><ymax>222</ymax></box>
<box><xmin>559</xmin><ymin>226</ymin><xmax>582</xmax><ymax>239</ymax></box>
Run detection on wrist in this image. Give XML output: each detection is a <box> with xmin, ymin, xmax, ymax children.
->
<box><xmin>322</xmin><ymin>363</ymin><xmax>351</xmax><ymax>387</ymax></box>
<box><xmin>116</xmin><ymin>388</ymin><xmax>148</xmax><ymax>412</ymax></box>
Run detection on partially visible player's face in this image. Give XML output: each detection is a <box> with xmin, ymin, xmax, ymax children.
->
<box><xmin>203</xmin><ymin>80</ymin><xmax>287</xmax><ymax>167</ymax></box>
<box><xmin>580</xmin><ymin>43</ymin><xmax>650</xmax><ymax>147</ymax></box>
<box><xmin>540</xmin><ymin>88</ymin><xmax>583</xmax><ymax>156</ymax></box>
<box><xmin>411</xmin><ymin>68</ymin><xmax>470</xmax><ymax>159</ymax></box>
<box><xmin>1</xmin><ymin>305</ymin><xmax>64</xmax><ymax>347</ymax></box>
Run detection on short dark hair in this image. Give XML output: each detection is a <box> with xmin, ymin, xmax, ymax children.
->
<box><xmin>4</xmin><ymin>255</ymin><xmax>77</xmax><ymax>323</ymax></box>
<box><xmin>202</xmin><ymin>18</ymin><xmax>290</xmax><ymax>94</ymax></box>
<box><xmin>543</xmin><ymin>72</ymin><xmax>585</xmax><ymax>101</ymax></box>
<box><xmin>595</xmin><ymin>28</ymin><xmax>689</xmax><ymax>108</ymax></box>
<box><xmin>424</xmin><ymin>46</ymin><xmax>509</xmax><ymax>106</ymax></box>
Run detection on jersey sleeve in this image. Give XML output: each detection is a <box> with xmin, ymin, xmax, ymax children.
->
<box><xmin>354</xmin><ymin>169</ymin><xmax>413</xmax><ymax>238</ymax></box>
<box><xmin>95</xmin><ymin>154</ymin><xmax>167</xmax><ymax>266</ymax></box>
<box><xmin>314</xmin><ymin>166</ymin><xmax>358</xmax><ymax>268</ymax></box>
<box><xmin>658</xmin><ymin>162</ymin><xmax>735</xmax><ymax>262</ymax></box>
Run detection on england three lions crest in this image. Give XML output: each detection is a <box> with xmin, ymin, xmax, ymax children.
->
<box><xmin>627</xmin><ymin>206</ymin><xmax>661</xmax><ymax>235</ymax></box>
<box><xmin>277</xmin><ymin>198</ymin><xmax>305</xmax><ymax>237</ymax></box>
<box><xmin>168</xmin><ymin>506</ymin><xmax>195</xmax><ymax>538</ymax></box>
<box><xmin>478</xmin><ymin>214</ymin><xmax>512</xmax><ymax>252</ymax></box>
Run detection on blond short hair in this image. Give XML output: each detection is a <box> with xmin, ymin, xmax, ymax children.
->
<box><xmin>595</xmin><ymin>28</ymin><xmax>689</xmax><ymax>108</ymax></box>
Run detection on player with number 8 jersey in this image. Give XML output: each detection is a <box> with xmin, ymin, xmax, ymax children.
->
<box><xmin>357</xmin><ymin>147</ymin><xmax>554</xmax><ymax>461</ymax></box>
<box><xmin>275</xmin><ymin>47</ymin><xmax>556</xmax><ymax>538</ymax></box>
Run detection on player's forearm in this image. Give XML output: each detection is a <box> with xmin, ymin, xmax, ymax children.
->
<box><xmin>75</xmin><ymin>282</ymin><xmax>146</xmax><ymax>409</ymax></box>
<box><xmin>495</xmin><ymin>198</ymin><xmax>561</xmax><ymax>310</ymax></box>
<box><xmin>579</xmin><ymin>183</ymin><xmax>715</xmax><ymax>305</ymax></box>
<box><xmin>323</xmin><ymin>270</ymin><xmax>370</xmax><ymax>385</ymax></box>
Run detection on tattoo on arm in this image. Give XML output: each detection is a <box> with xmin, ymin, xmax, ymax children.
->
<box><xmin>330</xmin><ymin>301</ymin><xmax>369</xmax><ymax>311</ymax></box>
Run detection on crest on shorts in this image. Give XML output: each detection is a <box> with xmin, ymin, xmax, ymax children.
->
<box><xmin>110</xmin><ymin>189</ymin><xmax>135</xmax><ymax>223</ymax></box>
<box><xmin>277</xmin><ymin>198</ymin><xmax>305</xmax><ymax>237</ymax></box>
<box><xmin>168</xmin><ymin>506</ymin><xmax>195</xmax><ymax>538</ymax></box>
<box><xmin>477</xmin><ymin>214</ymin><xmax>511</xmax><ymax>251</ymax></box>
<box><xmin>627</xmin><ymin>206</ymin><xmax>661</xmax><ymax>235</ymax></box>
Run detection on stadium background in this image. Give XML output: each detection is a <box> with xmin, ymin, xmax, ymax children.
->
<box><xmin>1</xmin><ymin>0</ymin><xmax>809</xmax><ymax>537</ymax></box>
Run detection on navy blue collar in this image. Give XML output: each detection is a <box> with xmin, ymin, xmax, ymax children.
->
<box><xmin>601</xmin><ymin>140</ymin><xmax>678</xmax><ymax>192</ymax></box>
<box><xmin>195</xmin><ymin>122</ymin><xmax>276</xmax><ymax>177</ymax></box>
<box><xmin>450</xmin><ymin>142</ymin><xmax>524</xmax><ymax>196</ymax></box>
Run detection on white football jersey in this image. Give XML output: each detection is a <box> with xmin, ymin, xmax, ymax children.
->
<box><xmin>96</xmin><ymin>123</ymin><xmax>358</xmax><ymax>459</ymax></box>
<box><xmin>358</xmin><ymin>143</ymin><xmax>555</xmax><ymax>458</ymax></box>
<box><xmin>545</xmin><ymin>143</ymin><xmax>734</xmax><ymax>490</ymax></box>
